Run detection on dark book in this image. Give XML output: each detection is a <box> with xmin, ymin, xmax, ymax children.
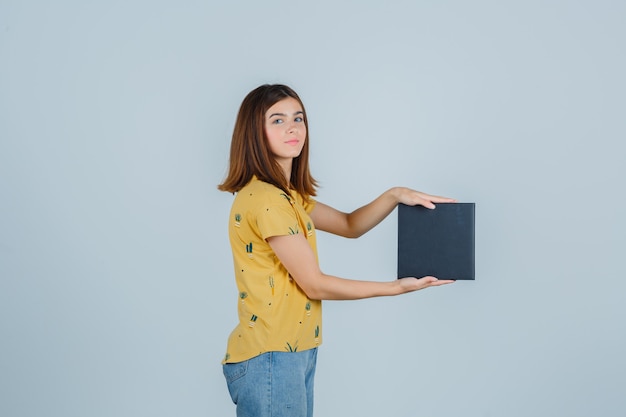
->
<box><xmin>397</xmin><ymin>203</ymin><xmax>475</xmax><ymax>280</ymax></box>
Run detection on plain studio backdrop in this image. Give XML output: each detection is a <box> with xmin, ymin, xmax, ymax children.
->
<box><xmin>1</xmin><ymin>1</ymin><xmax>624</xmax><ymax>416</ymax></box>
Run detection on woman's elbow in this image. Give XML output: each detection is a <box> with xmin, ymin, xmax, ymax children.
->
<box><xmin>301</xmin><ymin>285</ymin><xmax>324</xmax><ymax>300</ymax></box>
<box><xmin>339</xmin><ymin>228</ymin><xmax>364</xmax><ymax>239</ymax></box>
<box><xmin>343</xmin><ymin>220</ymin><xmax>366</xmax><ymax>238</ymax></box>
<box><xmin>296</xmin><ymin>276</ymin><xmax>326</xmax><ymax>300</ymax></box>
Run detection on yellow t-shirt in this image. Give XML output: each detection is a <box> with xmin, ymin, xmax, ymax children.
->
<box><xmin>223</xmin><ymin>177</ymin><xmax>322</xmax><ymax>364</ymax></box>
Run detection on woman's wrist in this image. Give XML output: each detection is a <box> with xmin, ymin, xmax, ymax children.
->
<box><xmin>387</xmin><ymin>187</ymin><xmax>404</xmax><ymax>205</ymax></box>
<box><xmin>389</xmin><ymin>279</ymin><xmax>405</xmax><ymax>296</ymax></box>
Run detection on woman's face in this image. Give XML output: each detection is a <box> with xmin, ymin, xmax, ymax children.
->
<box><xmin>264</xmin><ymin>97</ymin><xmax>307</xmax><ymax>165</ymax></box>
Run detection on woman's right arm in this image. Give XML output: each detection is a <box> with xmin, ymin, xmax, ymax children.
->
<box><xmin>267</xmin><ymin>233</ymin><xmax>454</xmax><ymax>301</ymax></box>
<box><xmin>310</xmin><ymin>187</ymin><xmax>455</xmax><ymax>238</ymax></box>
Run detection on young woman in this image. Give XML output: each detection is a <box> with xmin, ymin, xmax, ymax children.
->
<box><xmin>218</xmin><ymin>84</ymin><xmax>455</xmax><ymax>417</ymax></box>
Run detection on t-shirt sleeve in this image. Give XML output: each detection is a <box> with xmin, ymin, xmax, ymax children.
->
<box><xmin>256</xmin><ymin>198</ymin><xmax>301</xmax><ymax>240</ymax></box>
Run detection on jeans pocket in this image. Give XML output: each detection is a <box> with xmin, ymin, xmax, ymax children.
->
<box><xmin>223</xmin><ymin>361</ymin><xmax>249</xmax><ymax>404</ymax></box>
<box><xmin>223</xmin><ymin>361</ymin><xmax>248</xmax><ymax>383</ymax></box>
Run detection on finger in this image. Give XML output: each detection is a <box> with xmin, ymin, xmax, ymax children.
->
<box><xmin>421</xmin><ymin>200</ymin><xmax>436</xmax><ymax>210</ymax></box>
<box><xmin>426</xmin><ymin>195</ymin><xmax>457</xmax><ymax>203</ymax></box>
<box><xmin>416</xmin><ymin>276</ymin><xmax>438</xmax><ymax>285</ymax></box>
<box><xmin>418</xmin><ymin>276</ymin><xmax>455</xmax><ymax>286</ymax></box>
<box><xmin>430</xmin><ymin>279</ymin><xmax>456</xmax><ymax>286</ymax></box>
<box><xmin>402</xmin><ymin>197</ymin><xmax>436</xmax><ymax>209</ymax></box>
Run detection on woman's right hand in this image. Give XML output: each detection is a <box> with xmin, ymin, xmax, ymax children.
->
<box><xmin>396</xmin><ymin>276</ymin><xmax>456</xmax><ymax>293</ymax></box>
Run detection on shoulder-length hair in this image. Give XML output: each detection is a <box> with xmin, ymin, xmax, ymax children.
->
<box><xmin>218</xmin><ymin>84</ymin><xmax>318</xmax><ymax>198</ymax></box>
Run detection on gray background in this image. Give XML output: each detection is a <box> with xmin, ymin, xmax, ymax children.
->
<box><xmin>1</xmin><ymin>1</ymin><xmax>625</xmax><ymax>416</ymax></box>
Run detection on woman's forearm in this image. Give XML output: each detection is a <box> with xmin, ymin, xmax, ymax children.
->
<box><xmin>344</xmin><ymin>188</ymin><xmax>400</xmax><ymax>238</ymax></box>
<box><xmin>307</xmin><ymin>274</ymin><xmax>402</xmax><ymax>300</ymax></box>
<box><xmin>312</xmin><ymin>187</ymin><xmax>454</xmax><ymax>239</ymax></box>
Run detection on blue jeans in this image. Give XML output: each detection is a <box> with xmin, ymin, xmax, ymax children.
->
<box><xmin>223</xmin><ymin>348</ymin><xmax>318</xmax><ymax>417</ymax></box>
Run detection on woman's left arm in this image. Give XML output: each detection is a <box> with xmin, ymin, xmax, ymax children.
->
<box><xmin>310</xmin><ymin>187</ymin><xmax>456</xmax><ymax>238</ymax></box>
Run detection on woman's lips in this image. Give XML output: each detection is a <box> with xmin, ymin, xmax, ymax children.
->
<box><xmin>285</xmin><ymin>139</ymin><xmax>300</xmax><ymax>145</ymax></box>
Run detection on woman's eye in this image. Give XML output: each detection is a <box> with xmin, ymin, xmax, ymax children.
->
<box><xmin>295</xmin><ymin>117</ymin><xmax>303</xmax><ymax>122</ymax></box>
<box><xmin>272</xmin><ymin>119</ymin><xmax>283</xmax><ymax>124</ymax></box>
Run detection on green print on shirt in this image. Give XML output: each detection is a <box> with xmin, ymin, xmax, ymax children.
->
<box><xmin>234</xmin><ymin>213</ymin><xmax>241</xmax><ymax>227</ymax></box>
<box><xmin>248</xmin><ymin>315</ymin><xmax>258</xmax><ymax>327</ymax></box>
<box><xmin>280</xmin><ymin>193</ymin><xmax>292</xmax><ymax>203</ymax></box>
<box><xmin>246</xmin><ymin>242</ymin><xmax>253</xmax><ymax>258</ymax></box>
<box><xmin>239</xmin><ymin>292</ymin><xmax>248</xmax><ymax>304</ymax></box>
<box><xmin>285</xmin><ymin>341</ymin><xmax>298</xmax><ymax>352</ymax></box>
<box><xmin>288</xmin><ymin>226</ymin><xmax>299</xmax><ymax>235</ymax></box>
<box><xmin>269</xmin><ymin>276</ymin><xmax>274</xmax><ymax>295</ymax></box>
<box><xmin>305</xmin><ymin>302</ymin><xmax>311</xmax><ymax>316</ymax></box>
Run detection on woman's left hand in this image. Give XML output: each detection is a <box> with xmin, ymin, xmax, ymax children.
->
<box><xmin>391</xmin><ymin>187</ymin><xmax>456</xmax><ymax>209</ymax></box>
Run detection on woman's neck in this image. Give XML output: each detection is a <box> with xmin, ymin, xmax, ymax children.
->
<box><xmin>276</xmin><ymin>158</ymin><xmax>293</xmax><ymax>186</ymax></box>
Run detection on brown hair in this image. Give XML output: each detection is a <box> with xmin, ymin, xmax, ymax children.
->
<box><xmin>218</xmin><ymin>84</ymin><xmax>318</xmax><ymax>198</ymax></box>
